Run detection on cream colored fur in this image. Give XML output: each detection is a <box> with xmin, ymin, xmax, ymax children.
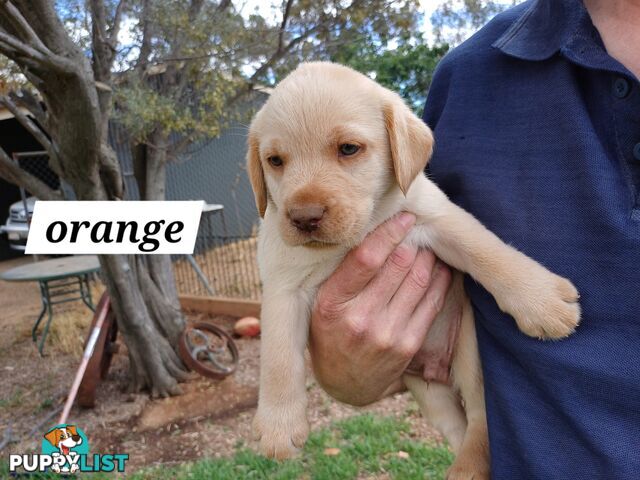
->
<box><xmin>248</xmin><ymin>62</ymin><xmax>580</xmax><ymax>479</ymax></box>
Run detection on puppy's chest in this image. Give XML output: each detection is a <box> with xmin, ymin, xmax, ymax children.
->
<box><xmin>258</xmin><ymin>238</ymin><xmax>345</xmax><ymax>293</ymax></box>
<box><xmin>284</xmin><ymin>252</ymin><xmax>344</xmax><ymax>293</ymax></box>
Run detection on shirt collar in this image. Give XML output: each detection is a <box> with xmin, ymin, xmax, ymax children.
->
<box><xmin>492</xmin><ymin>0</ymin><xmax>591</xmax><ymax>62</ymax></box>
<box><xmin>492</xmin><ymin>0</ymin><xmax>634</xmax><ymax>77</ymax></box>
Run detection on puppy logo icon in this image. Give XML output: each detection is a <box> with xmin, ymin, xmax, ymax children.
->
<box><xmin>42</xmin><ymin>424</ymin><xmax>89</xmax><ymax>474</ymax></box>
<box><xmin>9</xmin><ymin>423</ymin><xmax>127</xmax><ymax>474</ymax></box>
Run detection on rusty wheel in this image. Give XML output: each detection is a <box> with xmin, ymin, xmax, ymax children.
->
<box><xmin>178</xmin><ymin>322</ymin><xmax>239</xmax><ymax>380</ymax></box>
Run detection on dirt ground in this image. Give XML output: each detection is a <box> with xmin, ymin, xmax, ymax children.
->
<box><xmin>0</xmin><ymin>256</ymin><xmax>442</xmax><ymax>473</ymax></box>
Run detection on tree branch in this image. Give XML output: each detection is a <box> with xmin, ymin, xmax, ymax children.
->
<box><xmin>99</xmin><ymin>144</ymin><xmax>124</xmax><ymax>200</ymax></box>
<box><xmin>134</xmin><ymin>0</ymin><xmax>153</xmax><ymax>77</ymax></box>
<box><xmin>161</xmin><ymin>0</ymin><xmax>206</xmax><ymax>106</ymax></box>
<box><xmin>9</xmin><ymin>90</ymin><xmax>48</xmax><ymax>131</ymax></box>
<box><xmin>0</xmin><ymin>29</ymin><xmax>73</xmax><ymax>73</ymax></box>
<box><xmin>239</xmin><ymin>0</ymin><xmax>296</xmax><ymax>88</ymax></box>
<box><xmin>0</xmin><ymin>95</ymin><xmax>49</xmax><ymax>150</ymax></box>
<box><xmin>0</xmin><ymin>94</ymin><xmax>63</xmax><ymax>177</ymax></box>
<box><xmin>214</xmin><ymin>0</ymin><xmax>231</xmax><ymax>16</ymax></box>
<box><xmin>277</xmin><ymin>0</ymin><xmax>294</xmax><ymax>54</ymax></box>
<box><xmin>249</xmin><ymin>28</ymin><xmax>316</xmax><ymax>83</ymax></box>
<box><xmin>0</xmin><ymin>147</ymin><xmax>62</xmax><ymax>200</ymax></box>
<box><xmin>0</xmin><ymin>0</ymin><xmax>49</xmax><ymax>53</ymax></box>
<box><xmin>90</xmin><ymin>0</ymin><xmax>115</xmax><ymax>82</ymax></box>
<box><xmin>109</xmin><ymin>0</ymin><xmax>127</xmax><ymax>45</ymax></box>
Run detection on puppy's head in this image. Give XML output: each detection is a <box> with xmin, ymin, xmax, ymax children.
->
<box><xmin>247</xmin><ymin>62</ymin><xmax>433</xmax><ymax>247</ymax></box>
<box><xmin>44</xmin><ymin>426</ymin><xmax>82</xmax><ymax>449</ymax></box>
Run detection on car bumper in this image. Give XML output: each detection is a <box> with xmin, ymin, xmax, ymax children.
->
<box><xmin>0</xmin><ymin>223</ymin><xmax>29</xmax><ymax>250</ymax></box>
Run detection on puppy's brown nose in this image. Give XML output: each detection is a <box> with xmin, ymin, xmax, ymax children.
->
<box><xmin>289</xmin><ymin>205</ymin><xmax>325</xmax><ymax>233</ymax></box>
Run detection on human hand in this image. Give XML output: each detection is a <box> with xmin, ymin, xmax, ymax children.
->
<box><xmin>308</xmin><ymin>212</ymin><xmax>452</xmax><ymax>406</ymax></box>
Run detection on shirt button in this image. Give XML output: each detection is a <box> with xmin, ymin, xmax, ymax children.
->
<box><xmin>633</xmin><ymin>142</ymin><xmax>640</xmax><ymax>161</ymax></box>
<box><xmin>613</xmin><ymin>77</ymin><xmax>630</xmax><ymax>98</ymax></box>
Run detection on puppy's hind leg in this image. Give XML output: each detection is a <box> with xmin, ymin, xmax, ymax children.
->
<box><xmin>446</xmin><ymin>296</ymin><xmax>490</xmax><ymax>480</ymax></box>
<box><xmin>404</xmin><ymin>375</ymin><xmax>468</xmax><ymax>453</ymax></box>
<box><xmin>404</xmin><ymin>274</ymin><xmax>490</xmax><ymax>480</ymax></box>
<box><xmin>403</xmin><ymin>274</ymin><xmax>468</xmax><ymax>454</ymax></box>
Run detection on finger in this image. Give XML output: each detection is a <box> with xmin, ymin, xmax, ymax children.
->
<box><xmin>386</xmin><ymin>249</ymin><xmax>437</xmax><ymax>322</ymax></box>
<box><xmin>360</xmin><ymin>240</ymin><xmax>418</xmax><ymax>307</ymax></box>
<box><xmin>405</xmin><ymin>260</ymin><xmax>452</xmax><ymax>339</ymax></box>
<box><xmin>320</xmin><ymin>212</ymin><xmax>416</xmax><ymax>304</ymax></box>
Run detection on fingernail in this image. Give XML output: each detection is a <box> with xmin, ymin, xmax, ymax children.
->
<box><xmin>397</xmin><ymin>212</ymin><xmax>416</xmax><ymax>230</ymax></box>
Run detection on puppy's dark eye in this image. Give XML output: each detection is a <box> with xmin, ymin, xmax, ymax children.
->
<box><xmin>339</xmin><ymin>143</ymin><xmax>360</xmax><ymax>156</ymax></box>
<box><xmin>267</xmin><ymin>155</ymin><xmax>283</xmax><ymax>167</ymax></box>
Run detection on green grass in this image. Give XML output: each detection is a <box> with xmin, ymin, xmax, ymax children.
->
<box><xmin>0</xmin><ymin>414</ymin><xmax>453</xmax><ymax>479</ymax></box>
<box><xmin>132</xmin><ymin>414</ymin><xmax>453</xmax><ymax>480</ymax></box>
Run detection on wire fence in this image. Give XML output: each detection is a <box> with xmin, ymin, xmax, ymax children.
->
<box><xmin>111</xmin><ymin>110</ymin><xmax>265</xmax><ymax>300</ymax></box>
<box><xmin>14</xmin><ymin>151</ymin><xmax>60</xmax><ymax>192</ymax></box>
<box><xmin>172</xmin><ymin>207</ymin><xmax>261</xmax><ymax>300</ymax></box>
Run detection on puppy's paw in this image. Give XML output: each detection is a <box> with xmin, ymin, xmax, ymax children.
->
<box><xmin>503</xmin><ymin>269</ymin><xmax>581</xmax><ymax>340</ymax></box>
<box><xmin>253</xmin><ymin>405</ymin><xmax>309</xmax><ymax>460</ymax></box>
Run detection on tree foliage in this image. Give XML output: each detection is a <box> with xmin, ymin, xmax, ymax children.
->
<box><xmin>431</xmin><ymin>0</ymin><xmax>515</xmax><ymax>45</ymax></box>
<box><xmin>333</xmin><ymin>39</ymin><xmax>449</xmax><ymax>113</ymax></box>
<box><xmin>110</xmin><ymin>0</ymin><xmax>427</xmax><ymax>153</ymax></box>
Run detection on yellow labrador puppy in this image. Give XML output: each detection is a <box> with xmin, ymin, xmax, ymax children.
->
<box><xmin>247</xmin><ymin>62</ymin><xmax>580</xmax><ymax>479</ymax></box>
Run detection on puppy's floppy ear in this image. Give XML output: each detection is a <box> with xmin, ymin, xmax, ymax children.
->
<box><xmin>44</xmin><ymin>428</ymin><xmax>61</xmax><ymax>447</ymax></box>
<box><xmin>247</xmin><ymin>130</ymin><xmax>267</xmax><ymax>218</ymax></box>
<box><xmin>383</xmin><ymin>95</ymin><xmax>434</xmax><ymax>195</ymax></box>
<box><xmin>67</xmin><ymin>425</ymin><xmax>78</xmax><ymax>436</ymax></box>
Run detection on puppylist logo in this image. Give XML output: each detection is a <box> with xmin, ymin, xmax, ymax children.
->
<box><xmin>8</xmin><ymin>424</ymin><xmax>128</xmax><ymax>474</ymax></box>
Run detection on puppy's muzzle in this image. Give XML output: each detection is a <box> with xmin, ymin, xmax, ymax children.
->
<box><xmin>288</xmin><ymin>205</ymin><xmax>325</xmax><ymax>233</ymax></box>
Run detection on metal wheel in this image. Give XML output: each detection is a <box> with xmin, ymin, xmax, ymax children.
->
<box><xmin>178</xmin><ymin>322</ymin><xmax>239</xmax><ymax>380</ymax></box>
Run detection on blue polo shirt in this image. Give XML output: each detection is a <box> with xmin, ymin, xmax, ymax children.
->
<box><xmin>423</xmin><ymin>0</ymin><xmax>640</xmax><ymax>478</ymax></box>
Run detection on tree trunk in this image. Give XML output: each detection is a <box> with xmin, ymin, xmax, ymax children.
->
<box><xmin>99</xmin><ymin>254</ymin><xmax>188</xmax><ymax>397</ymax></box>
<box><xmin>0</xmin><ymin>0</ymin><xmax>190</xmax><ymax>398</ymax></box>
<box><xmin>88</xmin><ymin>145</ymin><xmax>189</xmax><ymax>396</ymax></box>
<box><xmin>99</xmin><ymin>132</ymin><xmax>189</xmax><ymax>396</ymax></box>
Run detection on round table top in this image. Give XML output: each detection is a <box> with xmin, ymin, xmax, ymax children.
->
<box><xmin>0</xmin><ymin>255</ymin><xmax>100</xmax><ymax>282</ymax></box>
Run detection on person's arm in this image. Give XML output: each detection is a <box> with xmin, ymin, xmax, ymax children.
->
<box><xmin>308</xmin><ymin>212</ymin><xmax>452</xmax><ymax>406</ymax></box>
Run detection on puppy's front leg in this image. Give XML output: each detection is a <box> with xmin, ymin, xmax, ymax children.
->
<box><xmin>411</xmin><ymin>178</ymin><xmax>580</xmax><ymax>339</ymax></box>
<box><xmin>253</xmin><ymin>288</ymin><xmax>310</xmax><ymax>459</ymax></box>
